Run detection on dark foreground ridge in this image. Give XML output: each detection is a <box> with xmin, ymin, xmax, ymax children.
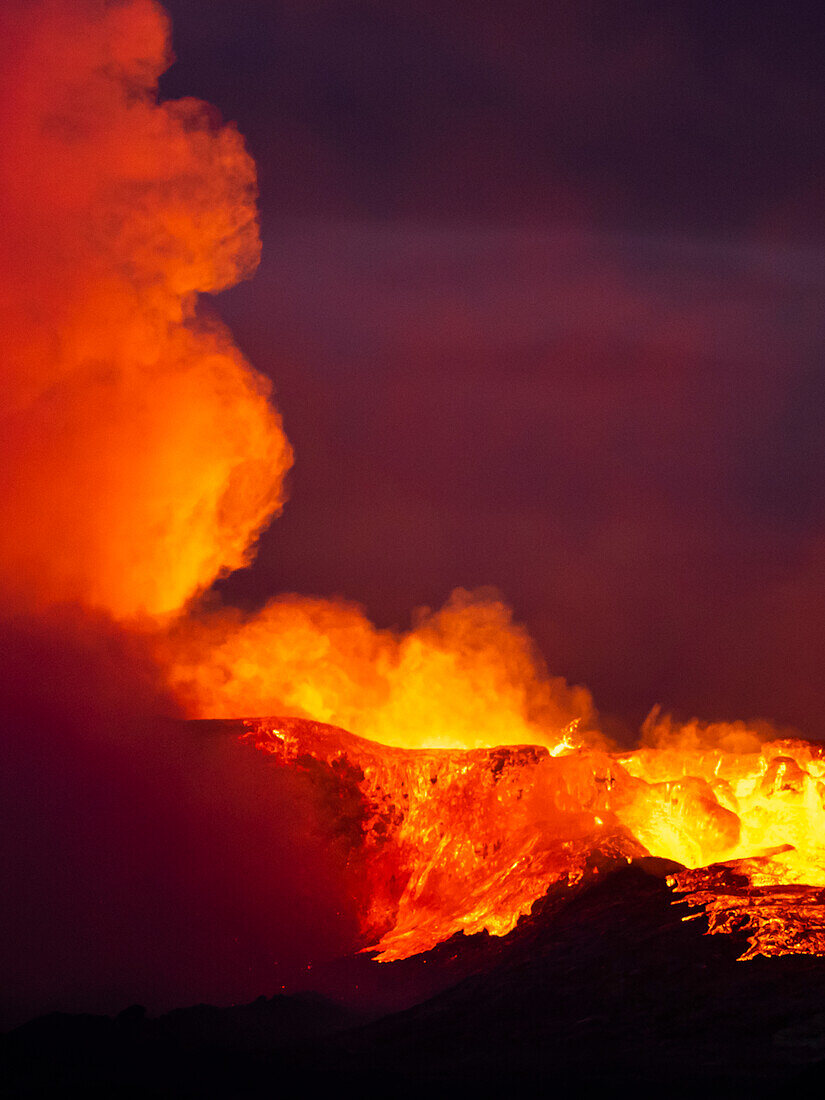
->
<box><xmin>5</xmin><ymin>861</ymin><xmax>825</xmax><ymax>1097</ymax></box>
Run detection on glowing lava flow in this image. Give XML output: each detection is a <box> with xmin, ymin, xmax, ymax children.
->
<box><xmin>238</xmin><ymin>717</ymin><xmax>825</xmax><ymax>962</ymax></box>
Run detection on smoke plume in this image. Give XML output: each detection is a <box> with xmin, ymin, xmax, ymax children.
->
<box><xmin>2</xmin><ymin>0</ymin><xmax>813</xmax><ymax>1028</ymax></box>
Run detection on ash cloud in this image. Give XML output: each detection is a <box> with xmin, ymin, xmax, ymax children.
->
<box><xmin>6</xmin><ymin>0</ymin><xmax>825</xmax><ymax>1027</ymax></box>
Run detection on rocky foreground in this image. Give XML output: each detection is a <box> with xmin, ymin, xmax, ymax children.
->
<box><xmin>5</xmin><ymin>860</ymin><xmax>825</xmax><ymax>1098</ymax></box>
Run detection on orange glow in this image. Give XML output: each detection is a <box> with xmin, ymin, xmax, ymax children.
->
<box><xmin>238</xmin><ymin>717</ymin><xmax>640</xmax><ymax>960</ymax></box>
<box><xmin>161</xmin><ymin>588</ymin><xmax>598</xmax><ymax>752</ymax></box>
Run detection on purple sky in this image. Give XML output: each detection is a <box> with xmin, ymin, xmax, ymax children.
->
<box><xmin>160</xmin><ymin>1</ymin><xmax>825</xmax><ymax>737</ymax></box>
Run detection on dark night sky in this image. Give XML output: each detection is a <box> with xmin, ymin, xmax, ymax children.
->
<box><xmin>161</xmin><ymin>0</ymin><xmax>825</xmax><ymax>737</ymax></box>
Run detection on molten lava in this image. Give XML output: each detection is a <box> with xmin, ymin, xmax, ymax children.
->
<box><xmin>237</xmin><ymin>716</ymin><xmax>825</xmax><ymax>963</ymax></box>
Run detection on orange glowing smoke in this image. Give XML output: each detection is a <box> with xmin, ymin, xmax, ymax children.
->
<box><xmin>162</xmin><ymin>588</ymin><xmax>597</xmax><ymax>752</ymax></box>
<box><xmin>0</xmin><ymin>0</ymin><xmax>291</xmax><ymax>619</ymax></box>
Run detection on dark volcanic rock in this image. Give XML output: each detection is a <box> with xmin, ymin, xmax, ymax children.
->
<box><xmin>5</xmin><ymin>861</ymin><xmax>825</xmax><ymax>1097</ymax></box>
<box><xmin>158</xmin><ymin>991</ymin><xmax>358</xmax><ymax>1052</ymax></box>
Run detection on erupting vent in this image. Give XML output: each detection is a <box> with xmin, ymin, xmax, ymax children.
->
<box><xmin>240</xmin><ymin>717</ymin><xmax>825</xmax><ymax>962</ymax></box>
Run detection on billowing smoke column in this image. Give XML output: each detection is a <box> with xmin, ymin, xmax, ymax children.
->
<box><xmin>0</xmin><ymin>0</ymin><xmax>291</xmax><ymax>619</ymax></box>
